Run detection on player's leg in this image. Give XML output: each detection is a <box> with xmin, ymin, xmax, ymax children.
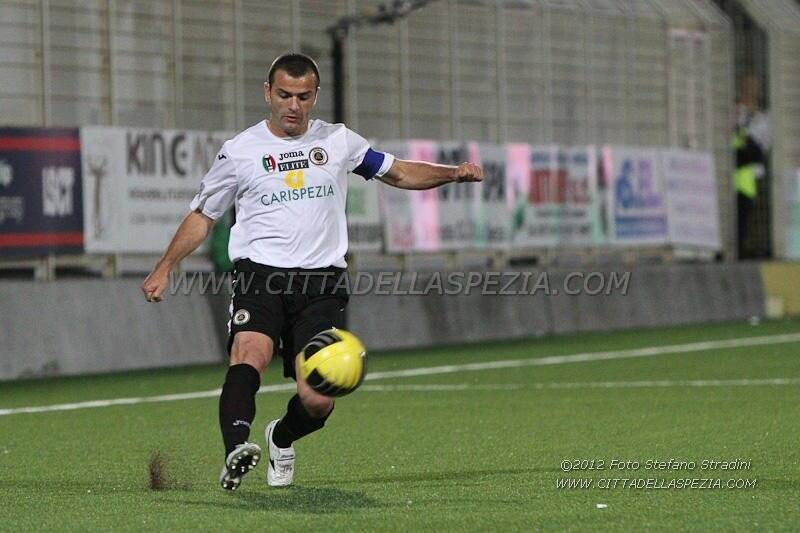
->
<box><xmin>219</xmin><ymin>269</ymin><xmax>284</xmax><ymax>490</ymax></box>
<box><xmin>273</xmin><ymin>295</ymin><xmax>344</xmax><ymax>443</ymax></box>
<box><xmin>219</xmin><ymin>332</ymin><xmax>274</xmax><ymax>490</ymax></box>
<box><xmin>272</xmin><ymin>355</ymin><xmax>335</xmax><ymax>441</ymax></box>
<box><xmin>265</xmin><ymin>354</ymin><xmax>334</xmax><ymax>487</ymax></box>
<box><xmin>266</xmin><ymin>274</ymin><xmax>347</xmax><ymax>487</ymax></box>
<box><xmin>220</xmin><ymin>331</ymin><xmax>274</xmax><ymax>455</ymax></box>
<box><xmin>264</xmin><ymin>349</ymin><xmax>336</xmax><ymax>487</ymax></box>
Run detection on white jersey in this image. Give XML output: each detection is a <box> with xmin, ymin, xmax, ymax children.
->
<box><xmin>190</xmin><ymin>119</ymin><xmax>394</xmax><ymax>269</ymax></box>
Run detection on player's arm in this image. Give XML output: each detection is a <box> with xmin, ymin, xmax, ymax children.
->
<box><xmin>141</xmin><ymin>211</ymin><xmax>214</xmax><ymax>302</ymax></box>
<box><xmin>378</xmin><ymin>159</ymin><xmax>483</xmax><ymax>190</ymax></box>
<box><xmin>344</xmin><ymin>128</ymin><xmax>482</xmax><ymax>188</ymax></box>
<box><xmin>142</xmin><ymin>142</ymin><xmax>238</xmax><ymax>303</ymax></box>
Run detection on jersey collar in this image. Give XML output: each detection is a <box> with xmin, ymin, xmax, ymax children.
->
<box><xmin>260</xmin><ymin>119</ymin><xmax>317</xmax><ymax>143</ymax></box>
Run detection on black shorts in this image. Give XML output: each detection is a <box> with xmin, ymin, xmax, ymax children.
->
<box><xmin>227</xmin><ymin>258</ymin><xmax>349</xmax><ymax>379</ymax></box>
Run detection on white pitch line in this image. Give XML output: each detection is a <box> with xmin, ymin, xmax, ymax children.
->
<box><xmin>364</xmin><ymin>332</ymin><xmax>800</xmax><ymax>380</ymax></box>
<box><xmin>361</xmin><ymin>378</ymin><xmax>800</xmax><ymax>392</ymax></box>
<box><xmin>0</xmin><ymin>383</ymin><xmax>293</xmax><ymax>416</ymax></box>
<box><xmin>1</xmin><ymin>332</ymin><xmax>799</xmax><ymax>416</ymax></box>
<box><xmin>530</xmin><ymin>377</ymin><xmax>800</xmax><ymax>389</ymax></box>
<box><xmin>362</xmin><ymin>384</ymin><xmax>524</xmax><ymax>392</ymax></box>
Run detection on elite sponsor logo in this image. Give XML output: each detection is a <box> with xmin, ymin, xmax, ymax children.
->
<box><xmin>260</xmin><ymin>184</ymin><xmax>335</xmax><ymax>206</ymax></box>
<box><xmin>309</xmin><ymin>147</ymin><xmax>328</xmax><ymax>165</ymax></box>
<box><xmin>262</xmin><ymin>154</ymin><xmax>277</xmax><ymax>173</ymax></box>
<box><xmin>277</xmin><ymin>149</ymin><xmax>309</xmax><ymax>171</ymax></box>
<box><xmin>278</xmin><ymin>159</ymin><xmax>309</xmax><ymax>172</ymax></box>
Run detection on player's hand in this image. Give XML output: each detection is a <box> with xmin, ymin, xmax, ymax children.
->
<box><xmin>141</xmin><ymin>267</ymin><xmax>170</xmax><ymax>303</ymax></box>
<box><xmin>453</xmin><ymin>162</ymin><xmax>483</xmax><ymax>183</ymax></box>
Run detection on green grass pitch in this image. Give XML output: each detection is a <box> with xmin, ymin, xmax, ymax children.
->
<box><xmin>1</xmin><ymin>318</ymin><xmax>799</xmax><ymax>531</ymax></box>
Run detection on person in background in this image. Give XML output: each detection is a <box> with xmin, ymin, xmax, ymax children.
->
<box><xmin>733</xmin><ymin>73</ymin><xmax>770</xmax><ymax>259</ymax></box>
<box><xmin>210</xmin><ymin>208</ymin><xmax>234</xmax><ymax>273</ymax></box>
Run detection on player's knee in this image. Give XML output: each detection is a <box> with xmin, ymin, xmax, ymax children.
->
<box><xmin>298</xmin><ymin>390</ymin><xmax>334</xmax><ymax>419</ymax></box>
<box><xmin>230</xmin><ymin>332</ymin><xmax>273</xmax><ymax>373</ymax></box>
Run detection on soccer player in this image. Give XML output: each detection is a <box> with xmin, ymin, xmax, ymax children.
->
<box><xmin>141</xmin><ymin>53</ymin><xmax>482</xmax><ymax>490</ymax></box>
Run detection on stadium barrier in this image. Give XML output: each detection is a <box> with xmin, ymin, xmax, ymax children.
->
<box><xmin>350</xmin><ymin>262</ymin><xmax>764</xmax><ymax>350</ymax></box>
<box><xmin>0</xmin><ymin>262</ymin><xmax>765</xmax><ymax>381</ymax></box>
<box><xmin>0</xmin><ymin>279</ymin><xmax>223</xmax><ymax>380</ymax></box>
<box><xmin>760</xmin><ymin>262</ymin><xmax>800</xmax><ymax>317</ymax></box>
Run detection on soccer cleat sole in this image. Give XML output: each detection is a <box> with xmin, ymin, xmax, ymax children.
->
<box><xmin>220</xmin><ymin>443</ymin><xmax>261</xmax><ymax>491</ymax></box>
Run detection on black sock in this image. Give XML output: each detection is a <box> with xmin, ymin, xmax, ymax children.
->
<box><xmin>219</xmin><ymin>363</ymin><xmax>261</xmax><ymax>456</ymax></box>
<box><xmin>271</xmin><ymin>394</ymin><xmax>333</xmax><ymax>448</ymax></box>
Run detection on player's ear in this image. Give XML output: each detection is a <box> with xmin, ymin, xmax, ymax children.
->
<box><xmin>313</xmin><ymin>87</ymin><xmax>319</xmax><ymax>106</ymax></box>
<box><xmin>264</xmin><ymin>82</ymin><xmax>271</xmax><ymax>105</ymax></box>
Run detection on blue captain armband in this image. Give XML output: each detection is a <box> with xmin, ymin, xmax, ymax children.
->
<box><xmin>353</xmin><ymin>148</ymin><xmax>394</xmax><ymax>179</ymax></box>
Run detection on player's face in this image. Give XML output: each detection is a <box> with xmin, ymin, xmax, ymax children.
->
<box><xmin>265</xmin><ymin>69</ymin><xmax>318</xmax><ymax>137</ymax></box>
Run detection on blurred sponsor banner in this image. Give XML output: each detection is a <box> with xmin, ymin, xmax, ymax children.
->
<box><xmin>70</xmin><ymin>131</ymin><xmax>715</xmax><ymax>257</ymax></box>
<box><xmin>407</xmin><ymin>140</ymin><xmax>442</xmax><ymax>251</ymax></box>
<box><xmin>81</xmin><ymin>126</ymin><xmax>229</xmax><ymax>253</ymax></box>
<box><xmin>508</xmin><ymin>145</ymin><xmax>597</xmax><ymax>247</ymax></box>
<box><xmin>602</xmin><ymin>146</ymin><xmax>668</xmax><ymax>245</ymax></box>
<box><xmin>379</xmin><ymin>140</ymin><xmax>505</xmax><ymax>252</ymax></box>
<box><xmin>0</xmin><ymin>127</ymin><xmax>83</xmax><ymax>257</ymax></box>
<box><xmin>381</xmin><ymin>141</ymin><xmax>599</xmax><ymax>252</ymax></box>
<box><xmin>564</xmin><ymin>147</ymin><xmax>602</xmax><ymax>246</ymax></box>
<box><xmin>435</xmin><ymin>141</ymin><xmax>487</xmax><ymax>250</ymax></box>
<box><xmin>661</xmin><ymin>149</ymin><xmax>720</xmax><ymax>249</ymax></box>
<box><xmin>346</xmin><ymin>167</ymin><xmax>382</xmax><ymax>252</ymax></box>
<box><xmin>787</xmin><ymin>168</ymin><xmax>800</xmax><ymax>259</ymax></box>
<box><xmin>474</xmin><ymin>143</ymin><xmax>510</xmax><ymax>248</ymax></box>
<box><xmin>377</xmin><ymin>141</ymin><xmax>414</xmax><ymax>252</ymax></box>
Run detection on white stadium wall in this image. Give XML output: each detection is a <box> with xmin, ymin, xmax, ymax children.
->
<box><xmin>0</xmin><ymin>279</ymin><xmax>226</xmax><ymax>380</ymax></box>
<box><xmin>0</xmin><ymin>262</ymin><xmax>766</xmax><ymax>380</ymax></box>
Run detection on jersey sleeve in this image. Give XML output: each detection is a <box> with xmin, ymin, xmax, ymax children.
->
<box><xmin>189</xmin><ymin>142</ymin><xmax>238</xmax><ymax>220</ymax></box>
<box><xmin>345</xmin><ymin>127</ymin><xmax>395</xmax><ymax>180</ymax></box>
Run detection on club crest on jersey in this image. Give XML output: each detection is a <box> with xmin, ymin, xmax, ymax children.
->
<box><xmin>309</xmin><ymin>147</ymin><xmax>328</xmax><ymax>166</ymax></box>
<box><xmin>232</xmin><ymin>309</ymin><xmax>250</xmax><ymax>326</ymax></box>
<box><xmin>262</xmin><ymin>154</ymin><xmax>277</xmax><ymax>173</ymax></box>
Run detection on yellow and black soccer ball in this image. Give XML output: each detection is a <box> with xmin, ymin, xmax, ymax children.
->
<box><xmin>298</xmin><ymin>328</ymin><xmax>367</xmax><ymax>397</ymax></box>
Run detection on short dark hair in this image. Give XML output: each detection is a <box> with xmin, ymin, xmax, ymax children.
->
<box><xmin>266</xmin><ymin>53</ymin><xmax>320</xmax><ymax>87</ymax></box>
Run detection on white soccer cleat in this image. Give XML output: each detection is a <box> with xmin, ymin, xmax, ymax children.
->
<box><xmin>219</xmin><ymin>442</ymin><xmax>261</xmax><ymax>491</ymax></box>
<box><xmin>265</xmin><ymin>419</ymin><xmax>295</xmax><ymax>487</ymax></box>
